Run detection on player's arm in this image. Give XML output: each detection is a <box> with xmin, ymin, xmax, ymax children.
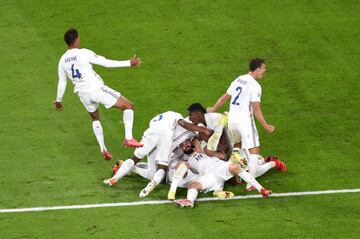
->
<box><xmin>88</xmin><ymin>50</ymin><xmax>141</xmax><ymax>68</ymax></box>
<box><xmin>178</xmin><ymin>119</ymin><xmax>212</xmax><ymax>136</ymax></box>
<box><xmin>54</xmin><ymin>62</ymin><xmax>67</xmax><ymax>111</ymax></box>
<box><xmin>207</xmin><ymin>93</ymin><xmax>231</xmax><ymax>112</ymax></box>
<box><xmin>252</xmin><ymin>102</ymin><xmax>275</xmax><ymax>133</ymax></box>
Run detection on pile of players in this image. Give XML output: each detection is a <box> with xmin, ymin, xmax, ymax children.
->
<box><xmin>55</xmin><ymin>29</ymin><xmax>286</xmax><ymax>208</ymax></box>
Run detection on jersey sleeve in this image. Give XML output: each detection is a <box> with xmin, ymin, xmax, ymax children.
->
<box><xmin>250</xmin><ymin>82</ymin><xmax>262</xmax><ymax>102</ymax></box>
<box><xmin>83</xmin><ymin>49</ymin><xmax>131</xmax><ymax>68</ymax></box>
<box><xmin>226</xmin><ymin>80</ymin><xmax>236</xmax><ymax>95</ymax></box>
<box><xmin>56</xmin><ymin>58</ymin><xmax>67</xmax><ymax>102</ymax></box>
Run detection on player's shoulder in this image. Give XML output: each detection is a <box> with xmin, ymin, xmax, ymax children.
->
<box><xmin>232</xmin><ymin>74</ymin><xmax>250</xmax><ymax>85</ymax></box>
<box><xmin>78</xmin><ymin>48</ymin><xmax>96</xmax><ymax>56</ymax></box>
<box><xmin>205</xmin><ymin>112</ymin><xmax>222</xmax><ymax>120</ymax></box>
<box><xmin>164</xmin><ymin>111</ymin><xmax>183</xmax><ymax>119</ymax></box>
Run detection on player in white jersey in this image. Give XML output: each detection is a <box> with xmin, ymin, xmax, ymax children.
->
<box><xmin>207</xmin><ymin>58</ymin><xmax>279</xmax><ymax>190</ymax></box>
<box><xmin>172</xmin><ymin>139</ymin><xmax>272</xmax><ymax>208</ymax></box>
<box><xmin>103</xmin><ymin>111</ymin><xmax>211</xmax><ymax>198</ymax></box>
<box><xmin>54</xmin><ymin>29</ymin><xmax>142</xmax><ymax>160</ymax></box>
<box><xmin>186</xmin><ymin>103</ymin><xmax>231</xmax><ymax>158</ymax></box>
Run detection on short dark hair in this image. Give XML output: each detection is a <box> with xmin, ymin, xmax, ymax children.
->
<box><xmin>187</xmin><ymin>103</ymin><xmax>206</xmax><ymax>114</ymax></box>
<box><xmin>64</xmin><ymin>29</ymin><xmax>78</xmax><ymax>46</ymax></box>
<box><xmin>249</xmin><ymin>58</ymin><xmax>265</xmax><ymax>71</ymax></box>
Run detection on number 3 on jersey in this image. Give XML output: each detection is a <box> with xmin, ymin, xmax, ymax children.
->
<box><xmin>231</xmin><ymin>86</ymin><xmax>242</xmax><ymax>105</ymax></box>
<box><xmin>71</xmin><ymin>64</ymin><xmax>82</xmax><ymax>79</ymax></box>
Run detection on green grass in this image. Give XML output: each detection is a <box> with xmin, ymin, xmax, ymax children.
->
<box><xmin>0</xmin><ymin>0</ymin><xmax>359</xmax><ymax>238</ymax></box>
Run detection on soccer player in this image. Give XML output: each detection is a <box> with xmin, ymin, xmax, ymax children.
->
<box><xmin>186</xmin><ymin>103</ymin><xmax>231</xmax><ymax>158</ymax></box>
<box><xmin>103</xmin><ymin>111</ymin><xmax>211</xmax><ymax>198</ymax></box>
<box><xmin>172</xmin><ymin>139</ymin><xmax>272</xmax><ymax>208</ymax></box>
<box><xmin>207</xmin><ymin>58</ymin><xmax>277</xmax><ymax>190</ymax></box>
<box><xmin>54</xmin><ymin>28</ymin><xmax>142</xmax><ymax>160</ymax></box>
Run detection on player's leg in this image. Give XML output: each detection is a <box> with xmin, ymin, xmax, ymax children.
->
<box><xmin>131</xmin><ymin>162</ymin><xmax>156</xmax><ymax>180</ymax></box>
<box><xmin>78</xmin><ymin>91</ymin><xmax>112</xmax><ymax>160</ymax></box>
<box><xmin>104</xmin><ymin>132</ymin><xmax>158</xmax><ymax>186</ymax></box>
<box><xmin>139</xmin><ymin>134</ymin><xmax>172</xmax><ymax>198</ymax></box>
<box><xmin>98</xmin><ymin>86</ymin><xmax>142</xmax><ymax>147</ymax></box>
<box><xmin>228</xmin><ymin>163</ymin><xmax>272</xmax><ymax>198</ymax></box>
<box><xmin>89</xmin><ymin>110</ymin><xmax>112</xmax><ymax>160</ymax></box>
<box><xmin>175</xmin><ymin>181</ymin><xmax>202</xmax><ymax>208</ymax></box>
<box><xmin>168</xmin><ymin>162</ymin><xmax>190</xmax><ymax>200</ymax></box>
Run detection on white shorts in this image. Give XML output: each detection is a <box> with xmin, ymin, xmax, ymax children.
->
<box><xmin>134</xmin><ymin>129</ymin><xmax>173</xmax><ymax>172</ymax></box>
<box><xmin>228</xmin><ymin>120</ymin><xmax>260</xmax><ymax>149</ymax></box>
<box><xmin>77</xmin><ymin>85</ymin><xmax>121</xmax><ymax>113</ymax></box>
<box><xmin>197</xmin><ymin>161</ymin><xmax>233</xmax><ymax>193</ymax></box>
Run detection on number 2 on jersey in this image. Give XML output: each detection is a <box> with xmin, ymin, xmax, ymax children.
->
<box><xmin>152</xmin><ymin>114</ymin><xmax>163</xmax><ymax>122</ymax></box>
<box><xmin>231</xmin><ymin>86</ymin><xmax>242</xmax><ymax>105</ymax></box>
<box><xmin>71</xmin><ymin>64</ymin><xmax>82</xmax><ymax>79</ymax></box>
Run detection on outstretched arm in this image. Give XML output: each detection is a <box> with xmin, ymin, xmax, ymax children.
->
<box><xmin>89</xmin><ymin>53</ymin><xmax>141</xmax><ymax>68</ymax></box>
<box><xmin>207</xmin><ymin>93</ymin><xmax>231</xmax><ymax>112</ymax></box>
<box><xmin>178</xmin><ymin>119</ymin><xmax>212</xmax><ymax>136</ymax></box>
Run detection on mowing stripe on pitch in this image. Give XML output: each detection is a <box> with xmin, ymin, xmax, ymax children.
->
<box><xmin>1</xmin><ymin>188</ymin><xmax>359</xmax><ymax>213</ymax></box>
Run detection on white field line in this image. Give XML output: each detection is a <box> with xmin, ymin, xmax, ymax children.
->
<box><xmin>1</xmin><ymin>188</ymin><xmax>359</xmax><ymax>213</ymax></box>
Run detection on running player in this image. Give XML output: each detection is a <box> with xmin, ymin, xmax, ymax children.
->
<box><xmin>54</xmin><ymin>28</ymin><xmax>142</xmax><ymax>160</ymax></box>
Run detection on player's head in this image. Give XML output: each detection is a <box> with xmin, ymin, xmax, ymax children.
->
<box><xmin>64</xmin><ymin>28</ymin><xmax>80</xmax><ymax>48</ymax></box>
<box><xmin>249</xmin><ymin>58</ymin><xmax>266</xmax><ymax>80</ymax></box>
<box><xmin>187</xmin><ymin>103</ymin><xmax>206</xmax><ymax>125</ymax></box>
<box><xmin>180</xmin><ymin>139</ymin><xmax>195</xmax><ymax>154</ymax></box>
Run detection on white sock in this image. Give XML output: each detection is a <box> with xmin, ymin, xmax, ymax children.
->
<box><xmin>239</xmin><ymin>169</ymin><xmax>263</xmax><ymax>192</ymax></box>
<box><xmin>207</xmin><ymin>125</ymin><xmax>223</xmax><ymax>151</ymax></box>
<box><xmin>152</xmin><ymin>169</ymin><xmax>165</xmax><ymax>185</ymax></box>
<box><xmin>169</xmin><ymin>164</ymin><xmax>188</xmax><ymax>193</ymax></box>
<box><xmin>248</xmin><ymin>154</ymin><xmax>259</xmax><ymax>176</ymax></box>
<box><xmin>92</xmin><ymin>120</ymin><xmax>106</xmax><ymax>151</ymax></box>
<box><xmin>255</xmin><ymin>162</ymin><xmax>275</xmax><ymax>178</ymax></box>
<box><xmin>123</xmin><ymin>109</ymin><xmax>134</xmax><ymax>140</ymax></box>
<box><xmin>112</xmin><ymin>159</ymin><xmax>135</xmax><ymax>181</ymax></box>
<box><xmin>132</xmin><ymin>166</ymin><xmax>154</xmax><ymax>180</ymax></box>
<box><xmin>187</xmin><ymin>188</ymin><xmax>198</xmax><ymax>202</ymax></box>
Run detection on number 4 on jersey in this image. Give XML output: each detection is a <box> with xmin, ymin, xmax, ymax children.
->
<box><xmin>71</xmin><ymin>64</ymin><xmax>82</xmax><ymax>79</ymax></box>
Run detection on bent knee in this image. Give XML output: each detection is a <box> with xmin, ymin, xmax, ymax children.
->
<box><xmin>188</xmin><ymin>182</ymin><xmax>202</xmax><ymax>191</ymax></box>
<box><xmin>229</xmin><ymin>164</ymin><xmax>240</xmax><ymax>175</ymax></box>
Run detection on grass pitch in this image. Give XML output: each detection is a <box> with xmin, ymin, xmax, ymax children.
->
<box><xmin>0</xmin><ymin>0</ymin><xmax>359</xmax><ymax>238</ymax></box>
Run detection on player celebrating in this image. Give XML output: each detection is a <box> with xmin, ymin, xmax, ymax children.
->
<box><xmin>172</xmin><ymin>139</ymin><xmax>272</xmax><ymax>208</ymax></box>
<box><xmin>207</xmin><ymin>58</ymin><xmax>277</xmax><ymax>190</ymax></box>
<box><xmin>103</xmin><ymin>111</ymin><xmax>211</xmax><ymax>198</ymax></box>
<box><xmin>54</xmin><ymin>28</ymin><xmax>142</xmax><ymax>160</ymax></box>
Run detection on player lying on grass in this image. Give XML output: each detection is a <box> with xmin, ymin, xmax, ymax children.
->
<box><xmin>55</xmin><ymin>28</ymin><xmax>142</xmax><ymax>161</ymax></box>
<box><xmin>103</xmin><ymin>111</ymin><xmax>210</xmax><ymax>198</ymax></box>
<box><xmin>171</xmin><ymin>139</ymin><xmax>272</xmax><ymax>208</ymax></box>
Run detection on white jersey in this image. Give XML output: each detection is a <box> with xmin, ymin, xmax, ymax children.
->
<box><xmin>187</xmin><ymin>152</ymin><xmax>224</xmax><ymax>175</ymax></box>
<box><xmin>56</xmin><ymin>48</ymin><xmax>130</xmax><ymax>101</ymax></box>
<box><xmin>148</xmin><ymin>111</ymin><xmax>183</xmax><ymax>135</ymax></box>
<box><xmin>227</xmin><ymin>74</ymin><xmax>261</xmax><ymax>123</ymax></box>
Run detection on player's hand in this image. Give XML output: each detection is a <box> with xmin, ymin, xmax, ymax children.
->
<box><xmin>130</xmin><ymin>55</ymin><xmax>141</xmax><ymax>67</ymax></box>
<box><xmin>264</xmin><ymin>124</ymin><xmax>275</xmax><ymax>133</ymax></box>
<box><xmin>193</xmin><ymin>139</ymin><xmax>204</xmax><ymax>154</ymax></box>
<box><xmin>207</xmin><ymin>107</ymin><xmax>215</xmax><ymax>113</ymax></box>
<box><xmin>54</xmin><ymin>101</ymin><xmax>64</xmax><ymax>112</ymax></box>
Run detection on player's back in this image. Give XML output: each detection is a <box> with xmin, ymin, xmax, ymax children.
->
<box><xmin>149</xmin><ymin>111</ymin><xmax>183</xmax><ymax>133</ymax></box>
<box><xmin>59</xmin><ymin>48</ymin><xmax>103</xmax><ymax>93</ymax></box>
<box><xmin>227</xmin><ymin>74</ymin><xmax>261</xmax><ymax>123</ymax></box>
